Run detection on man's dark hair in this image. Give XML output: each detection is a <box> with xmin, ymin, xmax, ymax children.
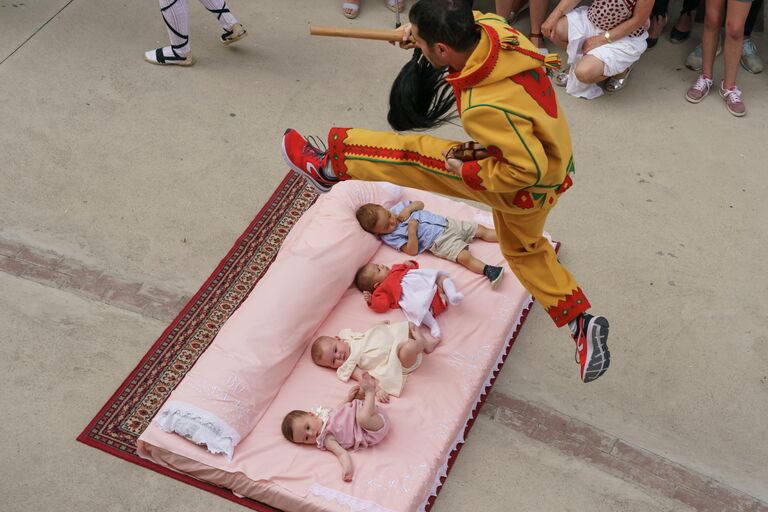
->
<box><xmin>388</xmin><ymin>0</ymin><xmax>478</xmax><ymax>131</ymax></box>
<box><xmin>409</xmin><ymin>0</ymin><xmax>478</xmax><ymax>52</ymax></box>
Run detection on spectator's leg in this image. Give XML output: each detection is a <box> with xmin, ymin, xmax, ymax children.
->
<box><xmin>144</xmin><ymin>0</ymin><xmax>194</xmax><ymax>65</ymax></box>
<box><xmin>546</xmin><ymin>15</ymin><xmax>570</xmax><ymax>50</ymax></box>
<box><xmin>648</xmin><ymin>0</ymin><xmax>670</xmax><ymax>47</ymax></box>
<box><xmin>528</xmin><ymin>0</ymin><xmax>549</xmax><ymax>49</ymax></box>
<box><xmin>722</xmin><ymin>0</ymin><xmax>750</xmax><ymax>89</ymax></box>
<box><xmin>702</xmin><ymin>0</ymin><xmax>726</xmax><ymax>79</ymax></box>
<box><xmin>739</xmin><ymin>0</ymin><xmax>763</xmax><ymax>73</ymax></box>
<box><xmin>574</xmin><ymin>55</ymin><xmax>607</xmax><ymax>84</ymax></box>
<box><xmin>670</xmin><ymin>0</ymin><xmax>699</xmax><ymax>42</ymax></box>
<box><xmin>198</xmin><ymin>0</ymin><xmax>238</xmax><ymax>30</ymax></box>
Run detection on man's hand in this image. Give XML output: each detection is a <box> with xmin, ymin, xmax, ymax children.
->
<box><xmin>362</xmin><ymin>291</ymin><xmax>372</xmax><ymax>303</ymax></box>
<box><xmin>442</xmin><ymin>152</ymin><xmax>462</xmax><ymax>176</ymax></box>
<box><xmin>392</xmin><ymin>23</ymin><xmax>416</xmax><ymax>49</ymax></box>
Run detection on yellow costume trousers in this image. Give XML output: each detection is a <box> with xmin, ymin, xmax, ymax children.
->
<box><xmin>327</xmin><ymin>127</ymin><xmax>590</xmax><ymax>327</ymax></box>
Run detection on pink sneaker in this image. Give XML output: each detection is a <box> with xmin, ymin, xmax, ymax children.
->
<box><xmin>685</xmin><ymin>74</ymin><xmax>712</xmax><ymax>103</ymax></box>
<box><xmin>719</xmin><ymin>82</ymin><xmax>746</xmax><ymax>117</ymax></box>
<box><xmin>281</xmin><ymin>129</ymin><xmax>335</xmax><ymax>193</ymax></box>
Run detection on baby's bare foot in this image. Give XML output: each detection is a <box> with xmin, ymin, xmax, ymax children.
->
<box><xmin>360</xmin><ymin>372</ymin><xmax>377</xmax><ymax>393</ymax></box>
<box><xmin>424</xmin><ymin>332</ymin><xmax>441</xmax><ymax>353</ymax></box>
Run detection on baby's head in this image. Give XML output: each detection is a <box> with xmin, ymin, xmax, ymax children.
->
<box><xmin>311</xmin><ymin>335</ymin><xmax>350</xmax><ymax>369</ymax></box>
<box><xmin>356</xmin><ymin>203</ymin><xmax>398</xmax><ymax>235</ymax></box>
<box><xmin>354</xmin><ymin>263</ymin><xmax>392</xmax><ymax>292</ymax></box>
<box><xmin>282</xmin><ymin>410</ymin><xmax>323</xmax><ymax>445</ymax></box>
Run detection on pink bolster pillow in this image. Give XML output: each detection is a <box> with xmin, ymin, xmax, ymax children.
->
<box><xmin>155</xmin><ymin>181</ymin><xmax>401</xmax><ymax>459</ymax></box>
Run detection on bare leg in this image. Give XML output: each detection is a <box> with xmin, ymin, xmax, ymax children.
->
<box><xmin>722</xmin><ymin>0</ymin><xmax>750</xmax><ymax>89</ymax></box>
<box><xmin>546</xmin><ymin>15</ymin><xmax>570</xmax><ymax>50</ymax></box>
<box><xmin>528</xmin><ymin>0</ymin><xmax>549</xmax><ymax>49</ymax></box>
<box><xmin>574</xmin><ymin>55</ymin><xmax>609</xmax><ymax>83</ymax></box>
<box><xmin>398</xmin><ymin>323</ymin><xmax>438</xmax><ymax>368</ymax></box>
<box><xmin>356</xmin><ymin>373</ymin><xmax>384</xmax><ymax>431</ymax></box>
<box><xmin>457</xmin><ymin>248</ymin><xmax>486</xmax><ymax>275</ymax></box>
<box><xmin>474</xmin><ymin>225</ymin><xmax>498</xmax><ymax>242</ymax></box>
<box><xmin>702</xmin><ymin>0</ymin><xmax>725</xmax><ymax>79</ymax></box>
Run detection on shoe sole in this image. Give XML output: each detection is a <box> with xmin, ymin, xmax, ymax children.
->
<box><xmin>222</xmin><ymin>31</ymin><xmax>247</xmax><ymax>46</ymax></box>
<box><xmin>685</xmin><ymin>92</ymin><xmax>708</xmax><ymax>104</ymax></box>
<box><xmin>582</xmin><ymin>316</ymin><xmax>610</xmax><ymax>383</ymax></box>
<box><xmin>490</xmin><ymin>268</ymin><xmax>504</xmax><ymax>290</ymax></box>
<box><xmin>281</xmin><ymin>135</ymin><xmax>332</xmax><ymax>194</ymax></box>
<box><xmin>719</xmin><ymin>88</ymin><xmax>747</xmax><ymax>117</ymax></box>
<box><xmin>143</xmin><ymin>55</ymin><xmax>194</xmax><ymax>66</ymax></box>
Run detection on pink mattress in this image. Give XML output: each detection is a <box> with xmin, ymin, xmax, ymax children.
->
<box><xmin>138</xmin><ymin>183</ymin><xmax>538</xmax><ymax>512</ymax></box>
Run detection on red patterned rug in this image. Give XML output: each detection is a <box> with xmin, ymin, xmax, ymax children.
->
<box><xmin>77</xmin><ymin>171</ymin><xmax>537</xmax><ymax>512</ymax></box>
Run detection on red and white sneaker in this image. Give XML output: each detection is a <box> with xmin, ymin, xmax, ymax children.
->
<box><xmin>281</xmin><ymin>129</ymin><xmax>336</xmax><ymax>193</ymax></box>
<box><xmin>571</xmin><ymin>313</ymin><xmax>610</xmax><ymax>383</ymax></box>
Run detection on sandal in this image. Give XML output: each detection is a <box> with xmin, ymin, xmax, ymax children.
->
<box><xmin>605</xmin><ymin>66</ymin><xmax>632</xmax><ymax>92</ymax></box>
<box><xmin>343</xmin><ymin>0</ymin><xmax>360</xmax><ymax>19</ymax></box>
<box><xmin>385</xmin><ymin>0</ymin><xmax>405</xmax><ymax>13</ymax></box>
<box><xmin>144</xmin><ymin>47</ymin><xmax>194</xmax><ymax>66</ymax></box>
<box><xmin>549</xmin><ymin>66</ymin><xmax>569</xmax><ymax>87</ymax></box>
<box><xmin>221</xmin><ymin>23</ymin><xmax>247</xmax><ymax>45</ymax></box>
<box><xmin>507</xmin><ymin>0</ymin><xmax>529</xmax><ymax>24</ymax></box>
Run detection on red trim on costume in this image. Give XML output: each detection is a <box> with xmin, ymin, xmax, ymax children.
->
<box><xmin>460</xmin><ymin>161</ymin><xmax>486</xmax><ymax>191</ymax></box>
<box><xmin>512</xmin><ymin>190</ymin><xmax>535</xmax><ymax>209</ymax></box>
<box><xmin>557</xmin><ymin>174</ymin><xmax>573</xmax><ymax>194</ymax></box>
<box><xmin>446</xmin><ymin>24</ymin><xmax>500</xmax><ymax>92</ymax></box>
<box><xmin>510</xmin><ymin>69</ymin><xmax>558</xmax><ymax>118</ymax></box>
<box><xmin>547</xmin><ymin>288</ymin><xmax>591</xmax><ymax>327</ymax></box>
<box><xmin>328</xmin><ymin>127</ymin><xmax>352</xmax><ymax>180</ymax></box>
<box><xmin>345</xmin><ymin>144</ymin><xmax>446</xmax><ymax>173</ymax></box>
<box><xmin>486</xmin><ymin>145</ymin><xmax>507</xmax><ymax>163</ymax></box>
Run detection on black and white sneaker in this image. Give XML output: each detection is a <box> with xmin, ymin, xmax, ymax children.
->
<box><xmin>571</xmin><ymin>313</ymin><xmax>610</xmax><ymax>383</ymax></box>
<box><xmin>483</xmin><ymin>265</ymin><xmax>504</xmax><ymax>289</ymax></box>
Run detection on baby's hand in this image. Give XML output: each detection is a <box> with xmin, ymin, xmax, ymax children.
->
<box><xmin>341</xmin><ymin>456</ymin><xmax>354</xmax><ymax>482</ymax></box>
<box><xmin>362</xmin><ymin>291</ymin><xmax>372</xmax><ymax>303</ymax></box>
<box><xmin>347</xmin><ymin>385</ymin><xmax>363</xmax><ymax>402</ymax></box>
<box><xmin>375</xmin><ymin>389</ymin><xmax>390</xmax><ymax>404</ymax></box>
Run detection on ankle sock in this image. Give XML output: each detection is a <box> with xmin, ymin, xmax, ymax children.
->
<box><xmin>568</xmin><ymin>317</ymin><xmax>579</xmax><ymax>336</ymax></box>
<box><xmin>442</xmin><ymin>278</ymin><xmax>464</xmax><ymax>305</ymax></box>
<box><xmin>320</xmin><ymin>163</ymin><xmax>338</xmax><ymax>181</ymax></box>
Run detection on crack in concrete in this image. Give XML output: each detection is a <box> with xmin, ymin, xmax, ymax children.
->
<box><xmin>0</xmin><ymin>0</ymin><xmax>77</xmax><ymax>67</ymax></box>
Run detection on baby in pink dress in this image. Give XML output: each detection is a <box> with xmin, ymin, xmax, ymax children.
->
<box><xmin>281</xmin><ymin>372</ymin><xmax>389</xmax><ymax>482</ymax></box>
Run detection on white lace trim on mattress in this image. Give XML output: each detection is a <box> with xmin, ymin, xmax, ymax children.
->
<box><xmin>155</xmin><ymin>400</ymin><xmax>241</xmax><ymax>461</ymax></box>
<box><xmin>310</xmin><ymin>483</ymin><xmax>395</xmax><ymax>512</ymax></box>
<box><xmin>417</xmin><ymin>293</ymin><xmax>535</xmax><ymax>512</ymax></box>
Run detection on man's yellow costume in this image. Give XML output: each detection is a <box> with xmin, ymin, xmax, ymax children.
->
<box><xmin>324</xmin><ymin>13</ymin><xmax>588</xmax><ymax>327</ymax></box>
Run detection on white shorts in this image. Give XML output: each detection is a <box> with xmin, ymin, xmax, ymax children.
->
<box><xmin>565</xmin><ymin>6</ymin><xmax>648</xmax><ymax>99</ymax></box>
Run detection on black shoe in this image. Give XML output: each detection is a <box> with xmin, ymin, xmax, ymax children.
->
<box><xmin>669</xmin><ymin>11</ymin><xmax>693</xmax><ymax>44</ymax></box>
<box><xmin>571</xmin><ymin>313</ymin><xmax>610</xmax><ymax>383</ymax></box>
<box><xmin>483</xmin><ymin>265</ymin><xmax>504</xmax><ymax>289</ymax></box>
<box><xmin>669</xmin><ymin>26</ymin><xmax>691</xmax><ymax>44</ymax></box>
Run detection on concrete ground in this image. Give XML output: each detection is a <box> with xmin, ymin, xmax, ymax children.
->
<box><xmin>1</xmin><ymin>0</ymin><xmax>766</xmax><ymax>511</ymax></box>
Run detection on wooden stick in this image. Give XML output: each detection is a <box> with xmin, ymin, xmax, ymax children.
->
<box><xmin>309</xmin><ymin>25</ymin><xmax>402</xmax><ymax>42</ymax></box>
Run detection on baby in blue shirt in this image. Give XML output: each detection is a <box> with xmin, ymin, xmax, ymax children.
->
<box><xmin>356</xmin><ymin>201</ymin><xmax>504</xmax><ymax>288</ymax></box>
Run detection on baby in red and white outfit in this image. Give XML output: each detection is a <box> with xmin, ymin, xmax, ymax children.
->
<box><xmin>354</xmin><ymin>259</ymin><xmax>463</xmax><ymax>340</ymax></box>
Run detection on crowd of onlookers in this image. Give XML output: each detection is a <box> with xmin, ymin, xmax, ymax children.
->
<box><xmin>340</xmin><ymin>0</ymin><xmax>763</xmax><ymax>117</ymax></box>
